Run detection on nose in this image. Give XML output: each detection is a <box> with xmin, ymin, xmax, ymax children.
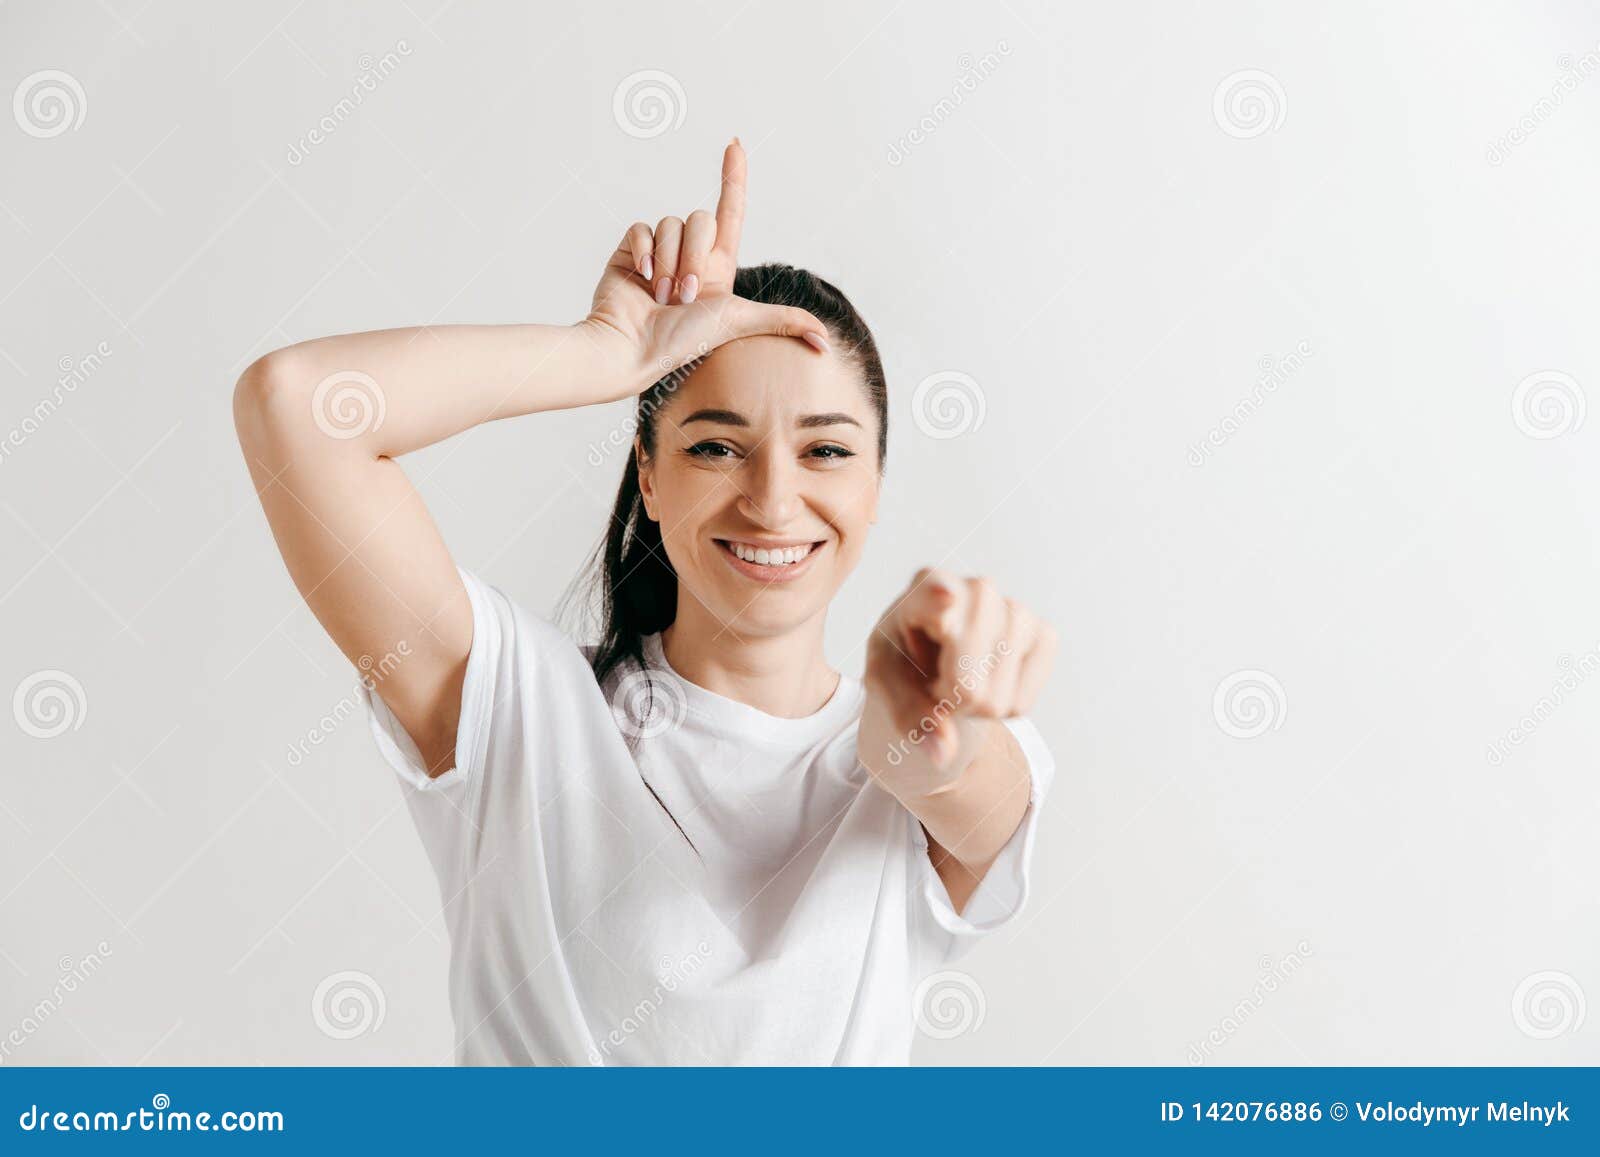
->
<box><xmin>735</xmin><ymin>446</ymin><xmax>802</xmax><ymax>528</ymax></box>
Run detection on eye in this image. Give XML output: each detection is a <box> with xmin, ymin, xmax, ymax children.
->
<box><xmin>685</xmin><ymin>441</ymin><xmax>856</xmax><ymax>464</ymax></box>
<box><xmin>686</xmin><ymin>441</ymin><xmax>737</xmax><ymax>460</ymax></box>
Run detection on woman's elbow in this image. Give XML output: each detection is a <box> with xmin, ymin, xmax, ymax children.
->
<box><xmin>232</xmin><ymin>349</ymin><xmax>314</xmax><ymax>450</ymax></box>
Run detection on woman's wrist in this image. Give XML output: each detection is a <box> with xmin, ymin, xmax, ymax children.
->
<box><xmin>570</xmin><ymin>315</ymin><xmax>655</xmax><ymax>403</ymax></box>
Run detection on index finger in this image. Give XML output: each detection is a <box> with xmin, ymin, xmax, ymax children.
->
<box><xmin>898</xmin><ymin>567</ymin><xmax>965</xmax><ymax>641</ymax></box>
<box><xmin>713</xmin><ymin>137</ymin><xmax>747</xmax><ymax>260</ymax></box>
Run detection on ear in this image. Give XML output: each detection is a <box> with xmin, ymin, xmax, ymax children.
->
<box><xmin>635</xmin><ymin>437</ymin><xmax>658</xmax><ymax>522</ymax></box>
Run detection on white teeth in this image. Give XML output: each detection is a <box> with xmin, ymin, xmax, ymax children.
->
<box><xmin>728</xmin><ymin>541</ymin><xmax>814</xmax><ymax>566</ymax></box>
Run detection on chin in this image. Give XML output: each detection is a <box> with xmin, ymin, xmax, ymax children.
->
<box><xmin>690</xmin><ymin>565</ymin><xmax>834</xmax><ymax>634</ymax></box>
<box><xmin>709</xmin><ymin>589</ymin><xmax>823</xmax><ymax>637</ymax></box>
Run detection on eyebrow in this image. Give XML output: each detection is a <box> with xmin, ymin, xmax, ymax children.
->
<box><xmin>681</xmin><ymin>408</ymin><xmax>862</xmax><ymax>430</ymax></box>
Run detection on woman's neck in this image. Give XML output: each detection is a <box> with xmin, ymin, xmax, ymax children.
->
<box><xmin>659</xmin><ymin>598</ymin><xmax>840</xmax><ymax>719</ymax></box>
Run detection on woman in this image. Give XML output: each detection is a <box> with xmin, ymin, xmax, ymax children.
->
<box><xmin>233</xmin><ymin>140</ymin><xmax>1058</xmax><ymax>1065</ymax></box>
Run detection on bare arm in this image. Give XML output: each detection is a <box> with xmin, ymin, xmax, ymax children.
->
<box><xmin>857</xmin><ymin>569</ymin><xmax>1058</xmax><ymax>913</ymax></box>
<box><xmin>233</xmin><ymin>140</ymin><xmax>827</xmax><ymax>777</ymax></box>
<box><xmin>859</xmin><ymin>700</ymin><xmax>1033</xmax><ymax>911</ymax></box>
<box><xmin>232</xmin><ymin>321</ymin><xmax>644</xmax><ymax>777</ymax></box>
<box><xmin>917</xmin><ymin>722</ymin><xmax>1033</xmax><ymax>912</ymax></box>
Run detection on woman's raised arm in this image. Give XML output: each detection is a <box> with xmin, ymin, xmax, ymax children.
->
<box><xmin>232</xmin><ymin>140</ymin><xmax>827</xmax><ymax>777</ymax></box>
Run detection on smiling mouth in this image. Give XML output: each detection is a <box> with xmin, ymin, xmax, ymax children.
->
<box><xmin>713</xmin><ymin>538</ymin><xmax>826</xmax><ymax>582</ymax></box>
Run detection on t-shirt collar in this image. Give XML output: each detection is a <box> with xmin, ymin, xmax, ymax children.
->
<box><xmin>641</xmin><ymin>631</ymin><xmax>863</xmax><ymax>744</ymax></box>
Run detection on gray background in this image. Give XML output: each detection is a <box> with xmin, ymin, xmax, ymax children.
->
<box><xmin>2</xmin><ymin>0</ymin><xmax>1596</xmax><ymax>1065</ymax></box>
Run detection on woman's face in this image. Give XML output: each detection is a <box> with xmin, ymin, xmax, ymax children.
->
<box><xmin>636</xmin><ymin>336</ymin><xmax>881</xmax><ymax>638</ymax></box>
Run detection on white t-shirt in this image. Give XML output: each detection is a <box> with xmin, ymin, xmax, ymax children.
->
<box><xmin>361</xmin><ymin>567</ymin><xmax>1055</xmax><ymax>1065</ymax></box>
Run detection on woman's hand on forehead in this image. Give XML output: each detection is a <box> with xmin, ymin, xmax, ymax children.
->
<box><xmin>583</xmin><ymin>140</ymin><xmax>832</xmax><ymax>394</ymax></box>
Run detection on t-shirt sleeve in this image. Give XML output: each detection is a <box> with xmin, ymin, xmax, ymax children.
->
<box><xmin>360</xmin><ymin>565</ymin><xmax>505</xmax><ymax>794</ymax></box>
<box><xmin>910</xmin><ymin>715</ymin><xmax>1056</xmax><ymax>961</ymax></box>
<box><xmin>358</xmin><ymin>565</ymin><xmax>560</xmax><ymax>893</ymax></box>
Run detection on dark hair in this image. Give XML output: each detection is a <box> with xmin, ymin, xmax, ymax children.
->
<box><xmin>568</xmin><ymin>263</ymin><xmax>887</xmax><ymax>690</ymax></box>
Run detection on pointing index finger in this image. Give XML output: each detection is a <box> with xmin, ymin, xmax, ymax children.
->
<box><xmin>900</xmin><ymin>569</ymin><xmax>965</xmax><ymax>642</ymax></box>
<box><xmin>713</xmin><ymin>137</ymin><xmax>747</xmax><ymax>260</ymax></box>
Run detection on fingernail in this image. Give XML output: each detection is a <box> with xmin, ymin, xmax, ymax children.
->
<box><xmin>803</xmin><ymin>331</ymin><xmax>830</xmax><ymax>353</ymax></box>
<box><xmin>681</xmin><ymin>274</ymin><xmax>699</xmax><ymax>304</ymax></box>
<box><xmin>641</xmin><ymin>255</ymin><xmax>653</xmax><ymax>280</ymax></box>
<box><xmin>655</xmin><ymin>277</ymin><xmax>671</xmax><ymax>305</ymax></box>
<box><xmin>731</xmin><ymin>136</ymin><xmax>742</xmax><ymax>148</ymax></box>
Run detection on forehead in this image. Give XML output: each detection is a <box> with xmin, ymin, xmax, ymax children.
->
<box><xmin>661</xmin><ymin>336</ymin><xmax>871</xmax><ymax>426</ymax></box>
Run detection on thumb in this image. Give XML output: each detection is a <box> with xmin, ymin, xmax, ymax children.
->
<box><xmin>721</xmin><ymin>298</ymin><xmax>832</xmax><ymax>352</ymax></box>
